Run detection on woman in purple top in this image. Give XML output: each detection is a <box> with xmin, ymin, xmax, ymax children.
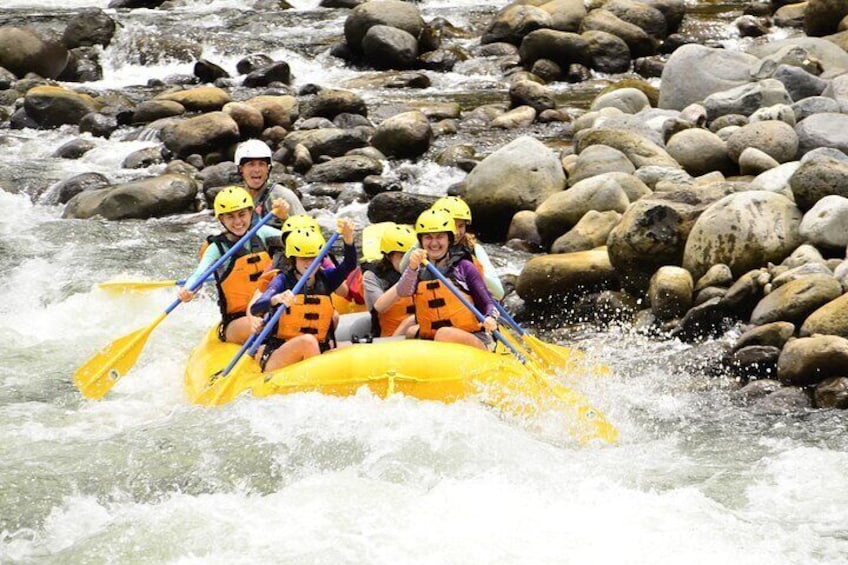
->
<box><xmin>396</xmin><ymin>209</ymin><xmax>498</xmax><ymax>351</ymax></box>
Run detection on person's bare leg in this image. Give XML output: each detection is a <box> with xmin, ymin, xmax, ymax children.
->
<box><xmin>261</xmin><ymin>335</ymin><xmax>321</xmax><ymax>372</ymax></box>
<box><xmin>433</xmin><ymin>327</ymin><xmax>486</xmax><ymax>350</ymax></box>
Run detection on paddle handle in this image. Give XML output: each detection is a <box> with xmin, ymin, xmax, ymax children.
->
<box><xmin>422</xmin><ymin>263</ymin><xmax>525</xmax><ymax>361</ymax></box>
<box><xmin>493</xmin><ymin>302</ymin><xmax>526</xmax><ymax>336</ymax></box>
<box><xmin>220</xmin><ymin>232</ymin><xmax>342</xmax><ymax>376</ymax></box>
<box><xmin>164</xmin><ymin>212</ymin><xmax>276</xmax><ymax>315</ymax></box>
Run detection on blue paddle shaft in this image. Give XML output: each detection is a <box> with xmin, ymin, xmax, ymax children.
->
<box><xmin>164</xmin><ymin>212</ymin><xmax>275</xmax><ymax>315</ymax></box>
<box><xmin>494</xmin><ymin>302</ymin><xmax>526</xmax><ymax>336</ymax></box>
<box><xmin>423</xmin><ymin>263</ymin><xmax>525</xmax><ymax>361</ymax></box>
<box><xmin>219</xmin><ymin>232</ymin><xmax>342</xmax><ymax>377</ymax></box>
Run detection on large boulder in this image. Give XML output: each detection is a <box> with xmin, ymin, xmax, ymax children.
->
<box><xmin>361</xmin><ymin>25</ymin><xmax>418</xmax><ymax>69</ymax></box>
<box><xmin>789</xmin><ymin>156</ymin><xmax>848</xmax><ymax>212</ymax></box>
<box><xmin>750</xmin><ymin>274</ymin><xmax>842</xmax><ymax>325</ymax></box>
<box><xmin>795</xmin><ymin>113</ymin><xmax>848</xmax><ymax>157</ymax></box>
<box><xmin>23</xmin><ymin>86</ymin><xmax>101</xmax><ymax>128</ymax></box>
<box><xmin>777</xmin><ymin>335</ymin><xmax>848</xmax><ymax>386</ymax></box>
<box><xmin>301</xmin><ymin>89</ymin><xmax>367</xmax><ymax>120</ymax></box>
<box><xmin>658</xmin><ymin>44</ymin><xmax>760</xmax><ymax>110</ymax></box>
<box><xmin>283</xmin><ymin>128</ymin><xmax>369</xmax><ymax>158</ymax></box>
<box><xmin>683</xmin><ymin>191</ymin><xmax>804</xmax><ymax>280</ymax></box>
<box><xmin>579</xmin><ymin>9</ymin><xmax>657</xmax><ymax>58</ymax></box>
<box><xmin>804</xmin><ymin>0</ymin><xmax>848</xmax><ymax>36</ymax></box>
<box><xmin>666</xmin><ymin>128</ymin><xmax>734</xmax><ymax>176</ymax></box>
<box><xmin>518</xmin><ymin>29</ymin><xmax>591</xmax><ymax>69</ymax></box>
<box><xmin>0</xmin><ymin>27</ymin><xmax>69</xmax><ymax>79</ymax></box>
<box><xmin>160</xmin><ymin>112</ymin><xmax>240</xmax><ymax>158</ymax></box>
<box><xmin>702</xmin><ymin>79</ymin><xmax>793</xmax><ymax>122</ymax></box>
<box><xmin>551</xmin><ymin>210</ymin><xmax>622</xmax><ymax>254</ymax></box>
<box><xmin>801</xmin><ymin>293</ymin><xmax>848</xmax><ymax>337</ymax></box>
<box><xmin>516</xmin><ymin>247</ymin><xmax>618</xmax><ymax>302</ymax></box>
<box><xmin>799</xmin><ymin>195</ymin><xmax>848</xmax><ymax>249</ymax></box>
<box><xmin>482</xmin><ymin>3</ymin><xmax>553</xmax><ymax>45</ymax></box>
<box><xmin>304</xmin><ymin>155</ymin><xmax>383</xmax><ymax>183</ymax></box>
<box><xmin>62</xmin><ymin>9</ymin><xmax>116</xmax><ymax>49</ymax></box>
<box><xmin>370</xmin><ymin>111</ymin><xmax>432</xmax><ymax>159</ymax></box>
<box><xmin>725</xmin><ymin>120</ymin><xmax>799</xmax><ymax>164</ymax></box>
<box><xmin>462</xmin><ymin>136</ymin><xmax>566</xmax><ymax>241</ymax></box>
<box><xmin>344</xmin><ymin>0</ymin><xmax>425</xmax><ymax>53</ymax></box>
<box><xmin>367</xmin><ymin>191</ymin><xmax>434</xmax><ymax>224</ymax></box>
<box><xmin>62</xmin><ymin>174</ymin><xmax>197</xmax><ymax>220</ymax></box>
<box><xmin>245</xmin><ymin>95</ymin><xmax>299</xmax><ymax>129</ymax></box>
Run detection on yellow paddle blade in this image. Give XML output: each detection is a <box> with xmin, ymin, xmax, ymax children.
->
<box><xmin>193</xmin><ymin>356</ymin><xmax>261</xmax><ymax>407</ymax></box>
<box><xmin>542</xmin><ymin>377</ymin><xmax>618</xmax><ymax>445</ymax></box>
<box><xmin>523</xmin><ymin>334</ymin><xmax>612</xmax><ymax>377</ymax></box>
<box><xmin>98</xmin><ymin>279</ymin><xmax>178</xmax><ymax>292</ymax></box>
<box><xmin>73</xmin><ymin>313</ymin><xmax>167</xmax><ymax>400</ymax></box>
<box><xmin>361</xmin><ymin>222</ymin><xmax>393</xmax><ymax>263</ymax></box>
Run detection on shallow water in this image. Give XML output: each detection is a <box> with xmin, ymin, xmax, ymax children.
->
<box><xmin>2</xmin><ymin>1</ymin><xmax>847</xmax><ymax>563</ymax></box>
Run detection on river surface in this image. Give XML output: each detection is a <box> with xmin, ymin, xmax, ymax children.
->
<box><xmin>1</xmin><ymin>1</ymin><xmax>847</xmax><ymax>563</ymax></box>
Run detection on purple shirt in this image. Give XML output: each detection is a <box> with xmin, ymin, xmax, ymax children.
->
<box><xmin>251</xmin><ymin>243</ymin><xmax>357</xmax><ymax>315</ymax></box>
<box><xmin>397</xmin><ymin>256</ymin><xmax>495</xmax><ymax>318</ymax></box>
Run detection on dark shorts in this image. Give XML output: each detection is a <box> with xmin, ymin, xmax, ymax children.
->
<box><xmin>472</xmin><ymin>330</ymin><xmax>497</xmax><ymax>352</ymax></box>
<box><xmin>218</xmin><ymin>312</ymin><xmax>246</xmax><ymax>342</ymax></box>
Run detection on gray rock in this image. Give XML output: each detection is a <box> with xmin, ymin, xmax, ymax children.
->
<box><xmin>79</xmin><ymin>112</ymin><xmax>118</xmax><ymax>138</ymax></box>
<box><xmin>590</xmin><ymin>87</ymin><xmax>651</xmax><ymax>114</ymax></box>
<box><xmin>789</xmin><ymin>156</ymin><xmax>848</xmax><ymax>211</ymax></box>
<box><xmin>122</xmin><ymin>146</ymin><xmax>164</xmax><ymax>169</ymax></box>
<box><xmin>370</xmin><ymin>111</ymin><xmax>432</xmax><ymax>158</ymax></box>
<box><xmin>52</xmin><ymin>138</ymin><xmax>96</xmax><ymax>159</ymax></box>
<box><xmin>482</xmin><ymin>4</ymin><xmax>552</xmax><ymax>45</ymax></box>
<box><xmin>24</xmin><ymin>86</ymin><xmax>100</xmax><ymax>128</ymax></box>
<box><xmin>535</xmin><ymin>175</ymin><xmax>630</xmax><ymax>243</ymax></box>
<box><xmin>726</xmin><ymin>345</ymin><xmax>781</xmax><ymax>380</ymax></box>
<box><xmin>62</xmin><ymin>173</ymin><xmax>197</xmax><ymax>220</ymax></box>
<box><xmin>518</xmin><ymin>29</ymin><xmax>590</xmax><ymax>69</ymax></box>
<box><xmin>734</xmin><ymin>321</ymin><xmax>796</xmax><ymax>351</ymax></box>
<box><xmin>243</xmin><ymin>61</ymin><xmax>291</xmax><ymax>87</ymax></box>
<box><xmin>301</xmin><ymin>89</ymin><xmax>367</xmax><ymax>120</ymax></box>
<box><xmin>736</xmin><ymin>379</ymin><xmax>783</xmax><ymax>402</ymax></box>
<box><xmin>575</xmin><ymin>127</ymin><xmax>680</xmax><ymax>168</ymax></box>
<box><xmin>462</xmin><ymin>136</ymin><xmax>566</xmax><ymax>240</ymax></box>
<box><xmin>777</xmin><ymin>335</ymin><xmax>848</xmax><ymax>386</ymax></box>
<box><xmin>683</xmin><ymin>191</ymin><xmax>803</xmax><ymax>279</ymax></box>
<box><xmin>160</xmin><ymin>111</ymin><xmax>240</xmax><ymax>158</ymax></box>
<box><xmin>62</xmin><ymin>8</ymin><xmax>116</xmax><ymax>49</ymax></box>
<box><xmin>703</xmin><ymin>79</ymin><xmax>793</xmax><ymax>122</ymax></box>
<box><xmin>283</xmin><ymin>128</ymin><xmax>369</xmax><ymax>158</ymax></box>
<box><xmin>569</xmin><ymin>145</ymin><xmax>636</xmax><ymax>185</ymax></box>
<box><xmin>773</xmin><ymin>64</ymin><xmax>829</xmax><ymax>101</ymax></box>
<box><xmin>799</xmin><ymin>195</ymin><xmax>848</xmax><ymax>249</ymax></box>
<box><xmin>367</xmin><ymin>190</ymin><xmax>434</xmax><ymax>224</ymax></box>
<box><xmin>551</xmin><ymin>210</ymin><xmax>622</xmax><ymax>253</ymax></box>
<box><xmin>658</xmin><ymin>44</ymin><xmax>760</xmax><ymax>110</ymax></box>
<box><xmin>792</xmin><ymin>96</ymin><xmax>841</xmax><ymax>123</ymax></box>
<box><xmin>752</xmin><ymin>387</ymin><xmax>811</xmax><ymax>413</ymax></box>
<box><xmin>750</xmin><ymin>161</ymin><xmax>801</xmax><ymax>194</ymax></box>
<box><xmin>509</xmin><ymin>79</ymin><xmax>556</xmax><ymax>113</ymax></box>
<box><xmin>582</xmin><ymin>29</ymin><xmax>631</xmax><ymax>73</ymax></box>
<box><xmin>795</xmin><ymin>112</ymin><xmax>848</xmax><ymax>157</ymax></box>
<box><xmin>516</xmin><ymin>247</ymin><xmax>618</xmax><ymax>302</ymax></box>
<box><xmin>304</xmin><ymin>155</ymin><xmax>383</xmax><ymax>183</ymax></box>
<box><xmin>0</xmin><ymin>27</ymin><xmax>68</xmax><ymax>79</ymax></box>
<box><xmin>748</xmin><ymin>103</ymin><xmax>796</xmax><ymax>127</ymax></box>
<box><xmin>666</xmin><ymin>128</ymin><xmax>733</xmax><ymax>176</ymax></box>
<box><xmin>580</xmin><ymin>8</ymin><xmax>657</xmax><ymax>58</ymax></box>
<box><xmin>726</xmin><ymin>120</ymin><xmax>799</xmax><ymax>164</ymax></box>
<box><xmin>748</xmin><ymin>37</ymin><xmax>848</xmax><ymax>77</ymax></box>
<box><xmin>738</xmin><ymin>147</ymin><xmax>780</xmax><ymax>175</ymax></box>
<box><xmin>44</xmin><ymin>172</ymin><xmax>110</xmax><ymax>205</ymax></box>
<box><xmin>362</xmin><ymin>25</ymin><xmax>418</xmax><ymax>69</ymax></box>
<box><xmin>344</xmin><ymin>0</ymin><xmax>425</xmax><ymax>53</ymax></box>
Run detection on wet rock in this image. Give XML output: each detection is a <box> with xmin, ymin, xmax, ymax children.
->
<box><xmin>605</xmin><ymin>0</ymin><xmax>667</xmax><ymax>39</ymax></box>
<box><xmin>344</xmin><ymin>0</ymin><xmax>425</xmax><ymax>54</ymax></box>
<box><xmin>462</xmin><ymin>136</ymin><xmax>566</xmax><ymax>241</ymax></box>
<box><xmin>63</xmin><ymin>173</ymin><xmax>197</xmax><ymax>220</ymax></box>
<box><xmin>482</xmin><ymin>4</ymin><xmax>552</xmax><ymax>45</ymax></box>
<box><xmin>160</xmin><ymin>111</ymin><xmax>240</xmax><ymax>158</ymax></box>
<box><xmin>569</xmin><ymin>145</ymin><xmax>636</xmax><ymax>185</ymax></box>
<box><xmin>245</xmin><ymin>95</ymin><xmax>299</xmax><ymax>129</ymax></box>
<box><xmin>62</xmin><ymin>9</ymin><xmax>116</xmax><ymax>49</ymax></box>
<box><xmin>507</xmin><ymin>210</ymin><xmax>543</xmax><ymax>248</ymax></box>
<box><xmin>367</xmin><ymin>190</ymin><xmax>434</xmax><ymax>224</ymax></box>
<box><xmin>735</xmin><ymin>379</ymin><xmax>782</xmax><ymax>402</ymax></box>
<box><xmin>751</xmin><ymin>274</ymin><xmax>842</xmax><ymax>326</ymax></box>
<box><xmin>304</xmin><ymin>155</ymin><xmax>383</xmax><ymax>183</ymax></box>
<box><xmin>518</xmin><ymin>29</ymin><xmax>591</xmax><ymax>69</ymax></box>
<box><xmin>719</xmin><ymin>269</ymin><xmax>768</xmax><ymax>319</ymax></box>
<box><xmin>0</xmin><ymin>27</ymin><xmax>68</xmax><ymax>80</ymax></box>
<box><xmin>23</xmin><ymin>86</ymin><xmax>100</xmax><ymax>128</ymax></box>
<box><xmin>536</xmin><ymin>174</ymin><xmax>630</xmax><ymax>244</ymax></box>
<box><xmin>52</xmin><ymin>138</ymin><xmax>97</xmax><ymax>159</ymax></box>
<box><xmin>579</xmin><ymin>30</ymin><xmax>629</xmax><ymax>73</ymax></box>
<box><xmin>726</xmin><ymin>345</ymin><xmax>781</xmax><ymax>379</ymax></box>
<box><xmin>791</xmin><ymin>96</ymin><xmax>840</xmax><ymax>123</ymax></box>
<box><xmin>551</xmin><ymin>210</ymin><xmax>622</xmax><ymax>254</ymax></box>
<box><xmin>683</xmin><ymin>191</ymin><xmax>803</xmax><ymax>280</ymax></box>
<box><xmin>132</xmin><ymin>100</ymin><xmax>185</xmax><ymax>124</ymax></box>
<box><xmin>221</xmin><ymin>102</ymin><xmax>264</xmax><ymax>139</ymax></box>
<box><xmin>658</xmin><ymin>45</ymin><xmax>760</xmax><ymax>110</ymax></box>
<box><xmin>516</xmin><ymin>247</ymin><xmax>618</xmax><ymax>302</ymax></box>
<box><xmin>236</xmin><ymin>54</ymin><xmax>273</xmax><ymax>75</ymax></box>
<box><xmin>155</xmin><ymin>86</ymin><xmax>231</xmax><ymax>113</ymax></box>
<box><xmin>361</xmin><ymin>25</ymin><xmax>418</xmax><ymax>69</ymax></box>
<box><xmin>671</xmin><ymin>297</ymin><xmax>731</xmax><ymax>341</ymax></box>
<box><xmin>370</xmin><ymin>111</ymin><xmax>431</xmax><ymax>159</ymax></box>
<box><xmin>777</xmin><ymin>335</ymin><xmax>848</xmax><ymax>386</ymax></box>
<box><xmin>814</xmin><ymin>377</ymin><xmax>848</xmax><ymax>409</ymax></box>
<box><xmin>509</xmin><ymin>79</ymin><xmax>555</xmax><ymax>113</ymax></box>
<box><xmin>606</xmin><ymin>196</ymin><xmax>698</xmax><ymax>291</ymax></box>
<box><xmin>800</xmin><ymin>293</ymin><xmax>848</xmax><ymax>338</ymax></box>
<box><xmin>108</xmin><ymin>0</ymin><xmax>166</xmax><ymax>7</ymax></box>
<box><xmin>45</xmin><ymin>172</ymin><xmax>110</xmax><ymax>205</ymax></box>
<box><xmin>580</xmin><ymin>8</ymin><xmax>657</xmax><ymax>58</ymax></box>
<box><xmin>649</xmin><ymin>265</ymin><xmax>693</xmax><ymax>320</ymax></box>
<box><xmin>193</xmin><ymin>59</ymin><xmax>229</xmax><ymax>84</ymax></box>
<box><xmin>243</xmin><ymin>61</ymin><xmax>292</xmax><ymax>87</ymax></box>
<box><xmin>123</xmin><ymin>146</ymin><xmax>165</xmax><ymax>169</ymax></box>
<box><xmin>301</xmin><ymin>89</ymin><xmax>367</xmax><ymax>121</ymax></box>
<box><xmin>283</xmin><ymin>127</ymin><xmax>368</xmax><ymax>158</ymax></box>
<box><xmin>752</xmin><ymin>387</ymin><xmax>811</xmax><ymax>413</ymax></box>
<box><xmin>734</xmin><ymin>321</ymin><xmax>796</xmax><ymax>351</ymax></box>
<box><xmin>77</xmin><ymin>112</ymin><xmax>117</xmax><ymax>139</ymax></box>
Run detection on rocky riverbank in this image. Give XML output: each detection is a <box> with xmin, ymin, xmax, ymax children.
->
<box><xmin>3</xmin><ymin>0</ymin><xmax>848</xmax><ymax>411</ymax></box>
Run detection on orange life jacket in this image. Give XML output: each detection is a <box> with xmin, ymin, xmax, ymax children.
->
<box><xmin>364</xmin><ymin>260</ymin><xmax>415</xmax><ymax>337</ymax></box>
<box><xmin>209</xmin><ymin>234</ymin><xmax>272</xmax><ymax>317</ymax></box>
<box><xmin>413</xmin><ymin>255</ymin><xmax>481</xmax><ymax>339</ymax></box>
<box><xmin>274</xmin><ymin>271</ymin><xmax>335</xmax><ymax>343</ymax></box>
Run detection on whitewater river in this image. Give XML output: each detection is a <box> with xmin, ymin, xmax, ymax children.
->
<box><xmin>2</xmin><ymin>0</ymin><xmax>847</xmax><ymax>563</ymax></box>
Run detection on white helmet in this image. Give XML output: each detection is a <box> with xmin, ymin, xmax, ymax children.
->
<box><xmin>235</xmin><ymin>139</ymin><xmax>272</xmax><ymax>166</ymax></box>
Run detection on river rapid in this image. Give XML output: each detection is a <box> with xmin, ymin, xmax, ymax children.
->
<box><xmin>2</xmin><ymin>0</ymin><xmax>848</xmax><ymax>563</ymax></box>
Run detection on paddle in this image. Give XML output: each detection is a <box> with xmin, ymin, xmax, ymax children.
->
<box><xmin>493</xmin><ymin>302</ymin><xmax>577</xmax><ymax>370</ymax></box>
<box><xmin>422</xmin><ymin>262</ymin><xmax>618</xmax><ymax>445</ymax></box>
<box><xmin>74</xmin><ymin>212</ymin><xmax>277</xmax><ymax>400</ymax></box>
<box><xmin>98</xmin><ymin>278</ymin><xmax>218</xmax><ymax>293</ymax></box>
<box><xmin>196</xmin><ymin>232</ymin><xmax>342</xmax><ymax>406</ymax></box>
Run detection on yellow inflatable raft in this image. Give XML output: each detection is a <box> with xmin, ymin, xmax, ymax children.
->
<box><xmin>184</xmin><ymin>326</ymin><xmax>617</xmax><ymax>444</ymax></box>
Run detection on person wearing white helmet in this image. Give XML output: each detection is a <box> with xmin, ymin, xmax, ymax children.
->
<box><xmin>235</xmin><ymin>138</ymin><xmax>305</xmax><ymax>228</ymax></box>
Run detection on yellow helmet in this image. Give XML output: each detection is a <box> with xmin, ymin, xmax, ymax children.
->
<box><xmin>281</xmin><ymin>214</ymin><xmax>320</xmax><ymax>235</ymax></box>
<box><xmin>415</xmin><ymin>208</ymin><xmax>456</xmax><ymax>236</ymax></box>
<box><xmin>285</xmin><ymin>227</ymin><xmax>326</xmax><ymax>258</ymax></box>
<box><xmin>380</xmin><ymin>223</ymin><xmax>416</xmax><ymax>255</ymax></box>
<box><xmin>432</xmin><ymin>196</ymin><xmax>472</xmax><ymax>223</ymax></box>
<box><xmin>213</xmin><ymin>186</ymin><xmax>253</xmax><ymax>218</ymax></box>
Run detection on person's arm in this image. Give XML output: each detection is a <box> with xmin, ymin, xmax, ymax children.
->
<box><xmin>362</xmin><ymin>270</ymin><xmax>384</xmax><ymax>311</ymax></box>
<box><xmin>322</xmin><ymin>243</ymin><xmax>357</xmax><ymax>291</ymax></box>
<box><xmin>458</xmin><ymin>260</ymin><xmax>496</xmax><ymax>318</ymax></box>
<box><xmin>250</xmin><ymin>273</ymin><xmax>288</xmax><ymax>315</ymax></box>
<box><xmin>473</xmin><ymin>243</ymin><xmax>505</xmax><ymax>300</ymax></box>
<box><xmin>182</xmin><ymin>242</ymin><xmax>223</xmax><ymax>289</ymax></box>
<box><xmin>396</xmin><ymin>249</ymin><xmax>424</xmax><ymax>297</ymax></box>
